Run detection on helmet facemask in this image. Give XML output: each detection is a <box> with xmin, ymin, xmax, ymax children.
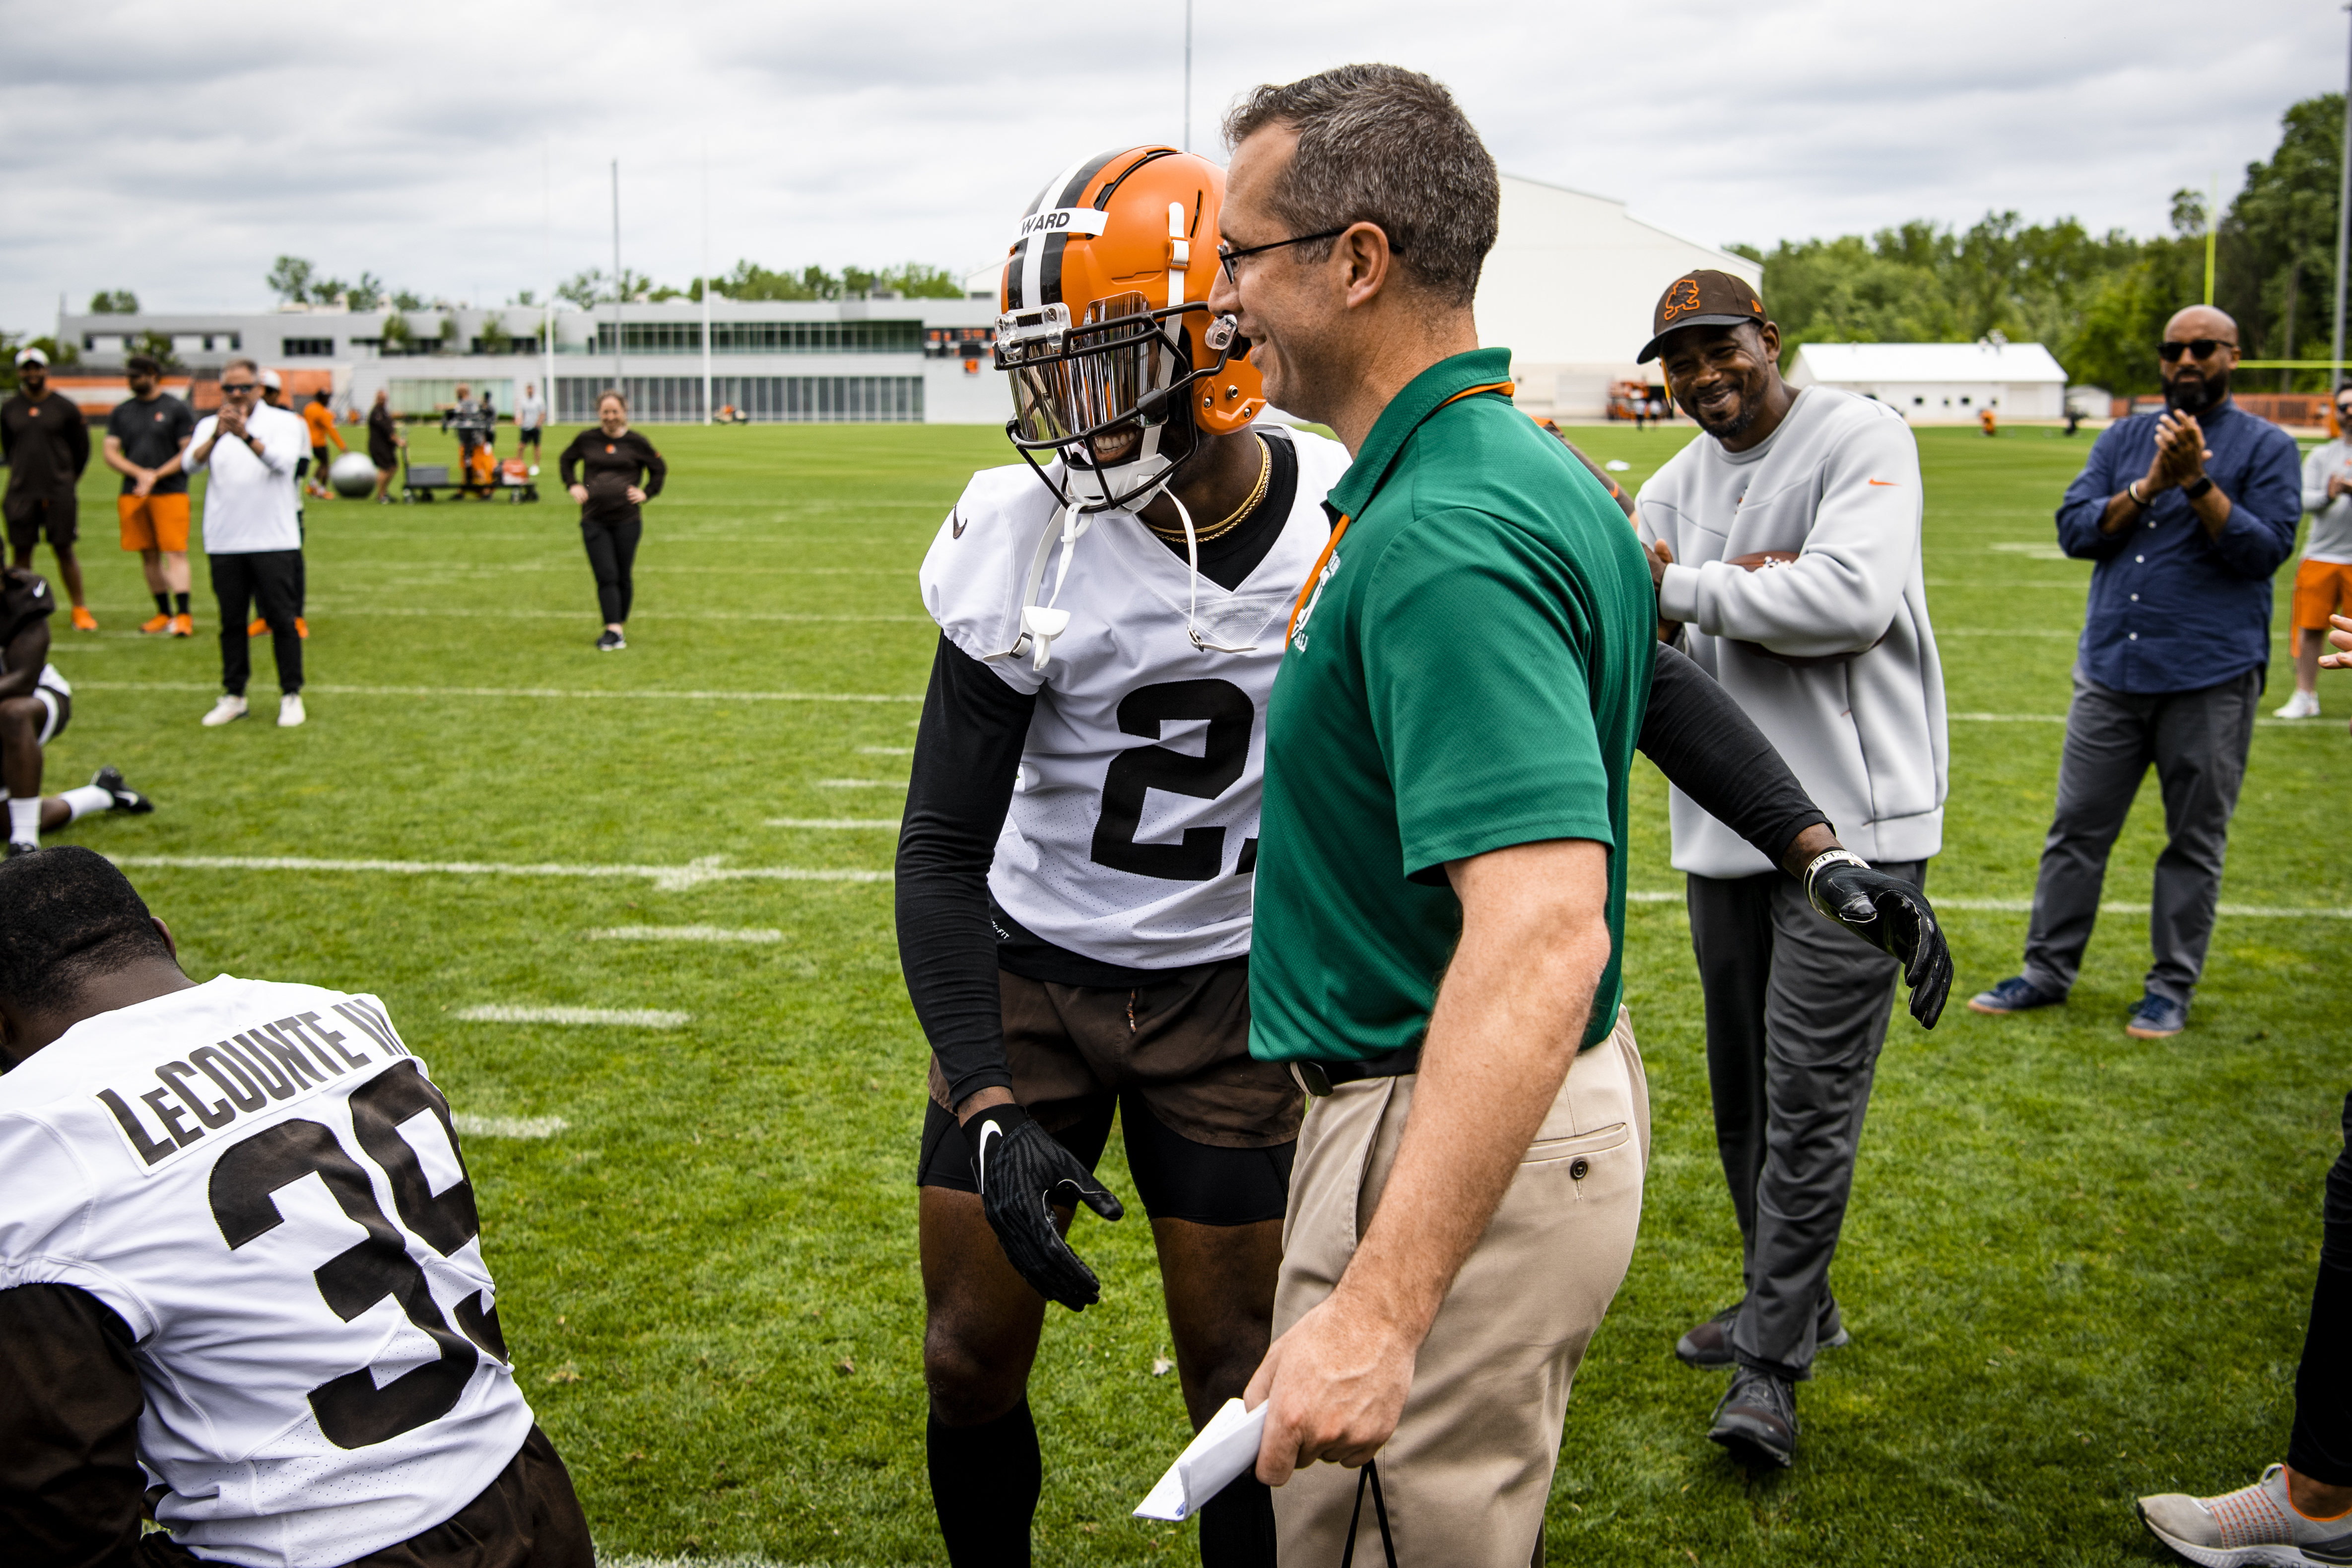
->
<box><xmin>999</xmin><ymin>292</ymin><xmax>1222</xmax><ymax>514</ymax></box>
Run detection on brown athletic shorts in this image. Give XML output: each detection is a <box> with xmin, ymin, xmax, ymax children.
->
<box><xmin>135</xmin><ymin>1425</ymin><xmax>591</xmax><ymax>1568</ymax></box>
<box><xmin>118</xmin><ymin>493</ymin><xmax>190</xmax><ymax>553</ymax></box>
<box><xmin>926</xmin><ymin>958</ymin><xmax>1300</xmax><ymax>1150</ymax></box>
<box><xmin>4</xmin><ymin>492</ymin><xmax>76</xmax><ymax>551</ymax></box>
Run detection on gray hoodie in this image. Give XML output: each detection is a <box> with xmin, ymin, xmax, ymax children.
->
<box><xmin>1636</xmin><ymin>386</ymin><xmax>1947</xmax><ymax>877</ymax></box>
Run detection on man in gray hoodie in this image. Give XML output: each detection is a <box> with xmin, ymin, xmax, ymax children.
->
<box><xmin>1633</xmin><ymin>271</ymin><xmax>1947</xmax><ymax>1470</ymax></box>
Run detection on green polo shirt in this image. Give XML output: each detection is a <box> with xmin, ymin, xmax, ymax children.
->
<box><xmin>1248</xmin><ymin>346</ymin><xmax>1655</xmax><ymax>1065</ymax></box>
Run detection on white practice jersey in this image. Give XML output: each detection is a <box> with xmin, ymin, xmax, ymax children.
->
<box><xmin>920</xmin><ymin>426</ymin><xmax>1354</xmax><ymax>968</ymax></box>
<box><xmin>0</xmin><ymin>976</ymin><xmax>533</xmax><ymax>1568</ymax></box>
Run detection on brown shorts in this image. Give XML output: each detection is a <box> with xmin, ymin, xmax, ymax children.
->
<box><xmin>136</xmin><ymin>1425</ymin><xmax>591</xmax><ymax>1568</ymax></box>
<box><xmin>119</xmin><ymin>492</ymin><xmax>191</xmax><ymax>553</ymax></box>
<box><xmin>4</xmin><ymin>492</ymin><xmax>76</xmax><ymax>551</ymax></box>
<box><xmin>927</xmin><ymin>958</ymin><xmax>1300</xmax><ymax>1149</ymax></box>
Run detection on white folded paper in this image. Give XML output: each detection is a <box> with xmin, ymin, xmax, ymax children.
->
<box><xmin>1133</xmin><ymin>1398</ymin><xmax>1268</xmax><ymax>1522</ymax></box>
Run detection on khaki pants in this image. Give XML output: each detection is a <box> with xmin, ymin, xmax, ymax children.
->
<box><xmin>1271</xmin><ymin>1009</ymin><xmax>1647</xmax><ymax>1566</ymax></box>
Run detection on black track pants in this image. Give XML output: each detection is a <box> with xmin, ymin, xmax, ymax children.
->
<box><xmin>209</xmin><ymin>549</ymin><xmax>303</xmax><ymax>696</ymax></box>
<box><xmin>581</xmin><ymin>515</ymin><xmax>641</xmax><ymax>625</ymax></box>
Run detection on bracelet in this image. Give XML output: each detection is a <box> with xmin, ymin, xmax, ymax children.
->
<box><xmin>2126</xmin><ymin>480</ymin><xmax>2150</xmax><ymax>509</ymax></box>
<box><xmin>1801</xmin><ymin>847</ymin><xmax>1871</xmax><ymax>886</ymax></box>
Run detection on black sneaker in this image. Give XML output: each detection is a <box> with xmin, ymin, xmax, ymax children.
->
<box><xmin>1676</xmin><ymin>1303</ymin><xmax>1849</xmax><ymax>1370</ymax></box>
<box><xmin>1709</xmin><ymin>1365</ymin><xmax>1798</xmax><ymax>1469</ymax></box>
<box><xmin>1967</xmin><ymin>975</ymin><xmax>2065</xmax><ymax>1015</ymax></box>
<box><xmin>595</xmin><ymin>629</ymin><xmax>626</xmax><ymax>652</ymax></box>
<box><xmin>91</xmin><ymin>766</ymin><xmax>154</xmax><ymax>814</ymax></box>
<box><xmin>4</xmin><ymin>840</ymin><xmax>37</xmax><ymax>859</ymax></box>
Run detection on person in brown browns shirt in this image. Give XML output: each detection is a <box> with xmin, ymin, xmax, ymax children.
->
<box><xmin>557</xmin><ymin>388</ymin><xmax>665</xmax><ymax>651</ymax></box>
<box><xmin>2</xmin><ymin>346</ymin><xmax>96</xmax><ymax>630</ymax></box>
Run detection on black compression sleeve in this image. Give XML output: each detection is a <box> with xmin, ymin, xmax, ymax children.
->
<box><xmin>557</xmin><ymin>432</ymin><xmax>584</xmax><ymax>490</ymax></box>
<box><xmin>1640</xmin><ymin>642</ymin><xmax>1828</xmax><ymax>872</ymax></box>
<box><xmin>635</xmin><ymin>434</ymin><xmax>666</xmax><ymax>500</ymax></box>
<box><xmin>0</xmin><ymin>1284</ymin><xmax>146</xmax><ymax>1568</ymax></box>
<box><xmin>895</xmin><ymin>635</ymin><xmax>1038</xmax><ymax>1109</ymax></box>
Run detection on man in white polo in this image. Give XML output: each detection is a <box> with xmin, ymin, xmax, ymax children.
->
<box><xmin>184</xmin><ymin>360</ymin><xmax>308</xmax><ymax>728</ymax></box>
<box><xmin>1634</xmin><ymin>270</ymin><xmax>1948</xmax><ymax>1469</ymax></box>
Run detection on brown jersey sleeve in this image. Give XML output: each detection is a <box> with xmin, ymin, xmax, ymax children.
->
<box><xmin>0</xmin><ymin>1283</ymin><xmax>148</xmax><ymax>1568</ymax></box>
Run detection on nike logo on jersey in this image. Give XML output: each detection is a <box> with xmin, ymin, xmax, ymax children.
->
<box><xmin>950</xmin><ymin>508</ymin><xmax>967</xmax><ymax>539</ymax></box>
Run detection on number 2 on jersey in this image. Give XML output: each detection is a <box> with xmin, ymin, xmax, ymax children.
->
<box><xmin>1090</xmin><ymin>679</ymin><xmax>1255</xmax><ymax>881</ymax></box>
<box><xmin>207</xmin><ymin>1062</ymin><xmax>504</xmax><ymax>1448</ymax></box>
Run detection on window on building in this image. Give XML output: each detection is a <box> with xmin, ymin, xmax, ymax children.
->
<box><xmin>1913</xmin><ymin>396</ymin><xmax>1925</xmax><ymax>406</ymax></box>
<box><xmin>281</xmin><ymin>337</ymin><xmax>335</xmax><ymax>357</ymax></box>
<box><xmin>1959</xmin><ymin>395</ymin><xmax>1971</xmax><ymax>406</ymax></box>
<box><xmin>925</xmin><ymin>327</ymin><xmax>996</xmax><ymax>359</ymax></box>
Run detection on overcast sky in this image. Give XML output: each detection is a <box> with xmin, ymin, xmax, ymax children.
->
<box><xmin>0</xmin><ymin>0</ymin><xmax>2339</xmax><ymax>333</ymax></box>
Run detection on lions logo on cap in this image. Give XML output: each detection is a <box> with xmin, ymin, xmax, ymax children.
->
<box><xmin>1660</xmin><ymin>278</ymin><xmax>1704</xmax><ymax>323</ymax></box>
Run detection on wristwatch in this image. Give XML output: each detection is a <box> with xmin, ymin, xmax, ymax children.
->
<box><xmin>2182</xmin><ymin>475</ymin><xmax>2215</xmax><ymax>500</ymax></box>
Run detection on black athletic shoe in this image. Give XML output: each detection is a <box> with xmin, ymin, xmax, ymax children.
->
<box><xmin>1710</xmin><ymin>1365</ymin><xmax>1798</xmax><ymax>1469</ymax></box>
<box><xmin>91</xmin><ymin>765</ymin><xmax>154</xmax><ymax>814</ymax></box>
<box><xmin>4</xmin><ymin>840</ymin><xmax>37</xmax><ymax>859</ymax></box>
<box><xmin>1676</xmin><ymin>1303</ymin><xmax>1850</xmax><ymax>1370</ymax></box>
<box><xmin>595</xmin><ymin>629</ymin><xmax>626</xmax><ymax>652</ymax></box>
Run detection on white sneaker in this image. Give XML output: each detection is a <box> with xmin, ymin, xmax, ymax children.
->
<box><xmin>2138</xmin><ymin>1463</ymin><xmax>2352</xmax><ymax>1566</ymax></box>
<box><xmin>2274</xmin><ymin>688</ymin><xmax>2320</xmax><ymax>720</ymax></box>
<box><xmin>278</xmin><ymin>694</ymin><xmax>306</xmax><ymax>728</ymax></box>
<box><xmin>202</xmin><ymin>695</ymin><xmax>249</xmax><ymax>727</ymax></box>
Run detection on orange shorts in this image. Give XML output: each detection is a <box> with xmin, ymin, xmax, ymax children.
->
<box><xmin>119</xmin><ymin>493</ymin><xmax>191</xmax><ymax>553</ymax></box>
<box><xmin>2292</xmin><ymin>558</ymin><xmax>2352</xmax><ymax>631</ymax></box>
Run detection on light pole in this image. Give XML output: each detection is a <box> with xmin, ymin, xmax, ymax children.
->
<box><xmin>611</xmin><ymin>159</ymin><xmax>624</xmax><ymax>399</ymax></box>
<box><xmin>2333</xmin><ymin>3</ymin><xmax>2352</xmax><ymax>393</ymax></box>
<box><xmin>1183</xmin><ymin>0</ymin><xmax>1192</xmax><ymax>152</ymax></box>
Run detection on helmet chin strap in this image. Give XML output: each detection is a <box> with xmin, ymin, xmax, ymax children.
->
<box><xmin>1164</xmin><ymin>489</ymin><xmax>1259</xmax><ymax>655</ymax></box>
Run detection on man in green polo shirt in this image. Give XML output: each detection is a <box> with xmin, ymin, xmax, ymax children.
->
<box><xmin>1209</xmin><ymin>66</ymin><xmax>1657</xmax><ymax>1564</ymax></box>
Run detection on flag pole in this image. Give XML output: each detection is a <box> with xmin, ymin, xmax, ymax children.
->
<box><xmin>611</xmin><ymin>159</ymin><xmax>623</xmax><ymax>399</ymax></box>
<box><xmin>2333</xmin><ymin>3</ymin><xmax>2352</xmax><ymax>393</ymax></box>
<box><xmin>702</xmin><ymin>137</ymin><xmax>713</xmax><ymax>425</ymax></box>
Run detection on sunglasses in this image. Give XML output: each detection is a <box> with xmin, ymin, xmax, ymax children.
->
<box><xmin>2158</xmin><ymin>339</ymin><xmax>2235</xmax><ymax>362</ymax></box>
<box><xmin>219</xmin><ymin>382</ymin><xmax>259</xmax><ymax>393</ymax></box>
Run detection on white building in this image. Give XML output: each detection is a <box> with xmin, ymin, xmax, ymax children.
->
<box><xmin>1787</xmin><ymin>341</ymin><xmax>2070</xmax><ymax>422</ymax></box>
<box><xmin>58</xmin><ymin>296</ymin><xmax>1008</xmax><ymax>425</ymax></box>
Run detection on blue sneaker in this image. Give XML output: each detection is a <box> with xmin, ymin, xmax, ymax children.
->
<box><xmin>1967</xmin><ymin>975</ymin><xmax>2064</xmax><ymax>1015</ymax></box>
<box><xmin>2125</xmin><ymin>993</ymin><xmax>2188</xmax><ymax>1039</ymax></box>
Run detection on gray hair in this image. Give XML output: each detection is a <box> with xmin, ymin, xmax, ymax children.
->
<box><xmin>222</xmin><ymin>356</ymin><xmax>259</xmax><ymax>379</ymax></box>
<box><xmin>1223</xmin><ymin>64</ymin><xmax>1498</xmax><ymax>309</ymax></box>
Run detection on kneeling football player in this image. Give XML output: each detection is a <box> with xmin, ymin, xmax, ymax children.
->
<box><xmin>902</xmin><ymin>146</ymin><xmax>1951</xmax><ymax>1568</ymax></box>
<box><xmin>0</xmin><ymin>848</ymin><xmax>591</xmax><ymax>1568</ymax></box>
<box><xmin>2</xmin><ymin>563</ymin><xmax>153</xmax><ymax>857</ymax></box>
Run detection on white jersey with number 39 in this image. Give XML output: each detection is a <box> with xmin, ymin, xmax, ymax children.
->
<box><xmin>0</xmin><ymin>976</ymin><xmax>532</xmax><ymax>1568</ymax></box>
<box><xmin>920</xmin><ymin>425</ymin><xmax>1353</xmax><ymax>969</ymax></box>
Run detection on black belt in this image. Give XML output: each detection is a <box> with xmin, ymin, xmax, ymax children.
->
<box><xmin>1291</xmin><ymin>1042</ymin><xmax>1421</xmax><ymax>1097</ymax></box>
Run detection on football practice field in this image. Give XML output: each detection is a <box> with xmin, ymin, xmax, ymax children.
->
<box><xmin>39</xmin><ymin>416</ymin><xmax>2347</xmax><ymax>1567</ymax></box>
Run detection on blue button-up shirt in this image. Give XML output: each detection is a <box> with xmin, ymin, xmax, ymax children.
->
<box><xmin>2055</xmin><ymin>399</ymin><xmax>2302</xmax><ymax>693</ymax></box>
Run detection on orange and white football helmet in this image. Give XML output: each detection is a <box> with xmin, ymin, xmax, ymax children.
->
<box><xmin>995</xmin><ymin>146</ymin><xmax>1265</xmax><ymax>515</ymax></box>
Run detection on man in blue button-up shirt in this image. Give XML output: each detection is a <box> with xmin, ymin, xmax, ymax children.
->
<box><xmin>1970</xmin><ymin>305</ymin><xmax>2300</xmax><ymax>1038</ymax></box>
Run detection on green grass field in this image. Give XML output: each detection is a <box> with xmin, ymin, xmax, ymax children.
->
<box><xmin>29</xmin><ymin>415</ymin><xmax>2348</xmax><ymax>1566</ymax></box>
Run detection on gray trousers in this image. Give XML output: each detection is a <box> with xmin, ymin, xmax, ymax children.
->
<box><xmin>1686</xmin><ymin>861</ymin><xmax>1921</xmax><ymax>1380</ymax></box>
<box><xmin>2020</xmin><ymin>665</ymin><xmax>2260</xmax><ymax>1007</ymax></box>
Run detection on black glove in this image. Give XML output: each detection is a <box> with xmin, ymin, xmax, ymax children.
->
<box><xmin>968</xmin><ymin>1103</ymin><xmax>1125</xmax><ymax>1310</ymax></box>
<box><xmin>1805</xmin><ymin>857</ymin><xmax>1953</xmax><ymax>1028</ymax></box>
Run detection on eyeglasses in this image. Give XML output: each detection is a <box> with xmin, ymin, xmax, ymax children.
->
<box><xmin>2158</xmin><ymin>339</ymin><xmax>2236</xmax><ymax>362</ymax></box>
<box><xmin>219</xmin><ymin>382</ymin><xmax>259</xmax><ymax>393</ymax></box>
<box><xmin>1216</xmin><ymin>227</ymin><xmax>1353</xmax><ymax>286</ymax></box>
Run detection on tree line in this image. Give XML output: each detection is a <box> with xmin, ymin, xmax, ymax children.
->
<box><xmin>1741</xmin><ymin>93</ymin><xmax>2343</xmax><ymax>394</ymax></box>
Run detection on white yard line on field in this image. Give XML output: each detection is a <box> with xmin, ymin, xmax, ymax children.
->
<box><xmin>1950</xmin><ymin>712</ymin><xmax>2315</xmax><ymax>729</ymax></box>
<box><xmin>452</xmin><ymin>1113</ymin><xmax>569</xmax><ymax>1139</ymax></box>
<box><xmin>107</xmin><ymin>852</ymin><xmax>890</xmax><ymax>890</ymax></box>
<box><xmin>78</xmin><ymin>681</ymin><xmax>923</xmax><ymax>703</ymax></box>
<box><xmin>767</xmin><ymin>818</ymin><xmax>900</xmax><ymax>829</ymax></box>
<box><xmin>589</xmin><ymin>925</ymin><xmax>785</xmax><ymax>943</ymax></box>
<box><xmin>458</xmin><ymin>1005</ymin><xmax>692</xmax><ymax>1027</ymax></box>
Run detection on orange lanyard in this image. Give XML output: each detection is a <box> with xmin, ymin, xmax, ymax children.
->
<box><xmin>1285</xmin><ymin>381</ymin><xmax>1514</xmax><ymax>642</ymax></box>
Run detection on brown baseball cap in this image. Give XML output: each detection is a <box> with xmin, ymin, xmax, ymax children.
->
<box><xmin>1637</xmin><ymin>269</ymin><xmax>1766</xmax><ymax>363</ymax></box>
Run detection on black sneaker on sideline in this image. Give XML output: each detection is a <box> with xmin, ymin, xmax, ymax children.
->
<box><xmin>1676</xmin><ymin>1303</ymin><xmax>1849</xmax><ymax>1370</ymax></box>
<box><xmin>1710</xmin><ymin>1365</ymin><xmax>1798</xmax><ymax>1469</ymax></box>
<box><xmin>5</xmin><ymin>841</ymin><xmax>37</xmax><ymax>859</ymax></box>
<box><xmin>1967</xmin><ymin>975</ymin><xmax>2065</xmax><ymax>1015</ymax></box>
<box><xmin>595</xmin><ymin>629</ymin><xmax>626</xmax><ymax>652</ymax></box>
<box><xmin>91</xmin><ymin>766</ymin><xmax>154</xmax><ymax>814</ymax></box>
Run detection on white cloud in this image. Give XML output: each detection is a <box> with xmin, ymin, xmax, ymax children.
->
<box><xmin>1</xmin><ymin>0</ymin><xmax>2337</xmax><ymax>331</ymax></box>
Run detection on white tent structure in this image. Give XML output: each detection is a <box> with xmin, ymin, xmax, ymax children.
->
<box><xmin>1788</xmin><ymin>341</ymin><xmax>2070</xmax><ymax>422</ymax></box>
<box><xmin>1477</xmin><ymin>175</ymin><xmax>1760</xmax><ymax>420</ymax></box>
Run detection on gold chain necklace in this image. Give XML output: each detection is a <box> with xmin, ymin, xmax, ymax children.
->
<box><xmin>1147</xmin><ymin>433</ymin><xmax>1270</xmax><ymax>544</ymax></box>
